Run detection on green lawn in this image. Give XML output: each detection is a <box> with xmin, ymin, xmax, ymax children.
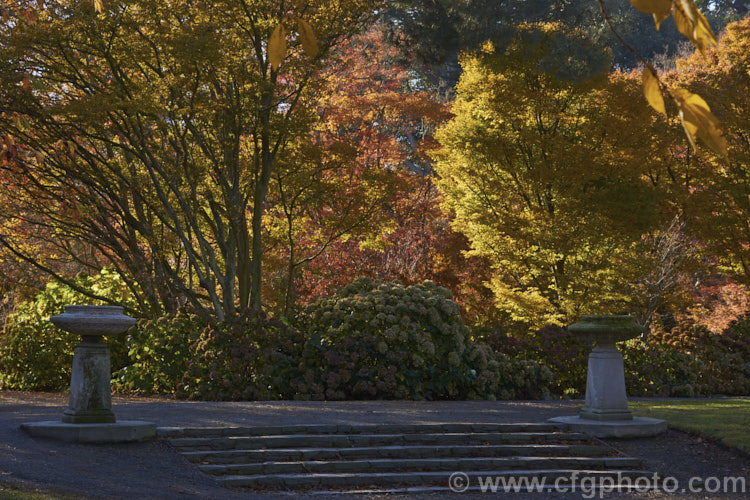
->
<box><xmin>630</xmin><ymin>398</ymin><xmax>750</xmax><ymax>454</ymax></box>
<box><xmin>0</xmin><ymin>483</ymin><xmax>84</xmax><ymax>500</ymax></box>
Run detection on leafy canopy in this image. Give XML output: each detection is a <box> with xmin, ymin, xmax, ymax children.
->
<box><xmin>433</xmin><ymin>22</ymin><xmax>666</xmax><ymax>327</ymax></box>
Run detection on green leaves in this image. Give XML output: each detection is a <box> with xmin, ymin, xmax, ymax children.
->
<box><xmin>267</xmin><ymin>19</ymin><xmax>319</xmax><ymax>70</ymax></box>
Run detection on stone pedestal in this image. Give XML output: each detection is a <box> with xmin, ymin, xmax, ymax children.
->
<box><xmin>549</xmin><ymin>314</ymin><xmax>666</xmax><ymax>438</ymax></box>
<box><xmin>20</xmin><ymin>305</ymin><xmax>156</xmax><ymax>443</ymax></box>
<box><xmin>63</xmin><ymin>336</ymin><xmax>115</xmax><ymax>424</ymax></box>
<box><xmin>580</xmin><ymin>346</ymin><xmax>632</xmax><ymax>421</ymax></box>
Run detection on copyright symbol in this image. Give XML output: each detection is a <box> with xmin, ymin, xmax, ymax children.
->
<box><xmin>449</xmin><ymin>472</ymin><xmax>470</xmax><ymax>493</ymax></box>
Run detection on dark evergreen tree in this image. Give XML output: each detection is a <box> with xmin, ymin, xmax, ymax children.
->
<box><xmin>382</xmin><ymin>0</ymin><xmax>740</xmax><ymax>92</ymax></box>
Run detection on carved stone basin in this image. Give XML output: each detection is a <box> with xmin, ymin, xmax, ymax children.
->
<box><xmin>568</xmin><ymin>314</ymin><xmax>643</xmax><ymax>422</ymax></box>
<box><xmin>51</xmin><ymin>305</ymin><xmax>136</xmax><ymax>338</ymax></box>
<box><xmin>548</xmin><ymin>314</ymin><xmax>667</xmax><ymax>437</ymax></box>
<box><xmin>49</xmin><ymin>305</ymin><xmax>136</xmax><ymax>424</ymax></box>
<box><xmin>21</xmin><ymin>304</ymin><xmax>156</xmax><ymax>442</ymax></box>
<box><xmin>568</xmin><ymin>314</ymin><xmax>644</xmax><ymax>347</ymax></box>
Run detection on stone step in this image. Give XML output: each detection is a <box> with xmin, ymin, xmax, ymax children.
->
<box><xmin>198</xmin><ymin>456</ymin><xmax>643</xmax><ymax>476</ymax></box>
<box><xmin>169</xmin><ymin>431</ymin><xmax>591</xmax><ymax>451</ymax></box>
<box><xmin>181</xmin><ymin>443</ymin><xmax>612</xmax><ymax>464</ymax></box>
<box><xmin>216</xmin><ymin>468</ymin><xmax>654</xmax><ymax>488</ymax></box>
<box><xmin>160</xmin><ymin>422</ymin><xmax>559</xmax><ymax>438</ymax></box>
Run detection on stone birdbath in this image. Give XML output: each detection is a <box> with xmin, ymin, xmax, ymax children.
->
<box><xmin>20</xmin><ymin>305</ymin><xmax>156</xmax><ymax>443</ymax></box>
<box><xmin>549</xmin><ymin>314</ymin><xmax>666</xmax><ymax>438</ymax></box>
<box><xmin>53</xmin><ymin>305</ymin><xmax>136</xmax><ymax>423</ymax></box>
<box><xmin>571</xmin><ymin>314</ymin><xmax>643</xmax><ymax>421</ymax></box>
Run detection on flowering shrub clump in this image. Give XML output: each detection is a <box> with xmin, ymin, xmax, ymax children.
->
<box><xmin>178</xmin><ymin>309</ymin><xmax>303</xmax><ymax>401</ymax></box>
<box><xmin>295</xmin><ymin>278</ymin><xmax>548</xmax><ymax>400</ymax></box>
<box><xmin>622</xmin><ymin>338</ymin><xmax>699</xmax><ymax>396</ymax></box>
<box><xmin>479</xmin><ymin>318</ymin><xmax>750</xmax><ymax>398</ymax></box>
<box><xmin>461</xmin><ymin>341</ymin><xmax>553</xmax><ymax>400</ymax></box>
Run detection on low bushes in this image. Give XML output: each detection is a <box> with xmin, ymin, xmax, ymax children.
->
<box><xmin>293</xmin><ymin>278</ymin><xmax>551</xmax><ymax>400</ymax></box>
<box><xmin>5</xmin><ymin>272</ymin><xmax>745</xmax><ymax>400</ymax></box>
<box><xmin>170</xmin><ymin>279</ymin><xmax>552</xmax><ymax>401</ymax></box>
<box><xmin>479</xmin><ymin>317</ymin><xmax>750</xmax><ymax>398</ymax></box>
<box><xmin>624</xmin><ymin>316</ymin><xmax>750</xmax><ymax>397</ymax></box>
<box><xmin>296</xmin><ymin>278</ymin><xmax>476</xmax><ymax>400</ymax></box>
<box><xmin>479</xmin><ymin>325</ymin><xmax>588</xmax><ymax>397</ymax></box>
<box><xmin>113</xmin><ymin>310</ymin><xmax>203</xmax><ymax>394</ymax></box>
<box><xmin>178</xmin><ymin>309</ymin><xmax>304</xmax><ymax>400</ymax></box>
<box><xmin>475</xmin><ymin>317</ymin><xmax>750</xmax><ymax>398</ymax></box>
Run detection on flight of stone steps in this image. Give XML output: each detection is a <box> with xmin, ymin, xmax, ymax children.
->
<box><xmin>161</xmin><ymin>423</ymin><xmax>650</xmax><ymax>492</ymax></box>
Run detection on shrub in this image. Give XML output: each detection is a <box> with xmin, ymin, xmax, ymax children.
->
<box><xmin>113</xmin><ymin>310</ymin><xmax>203</xmax><ymax>394</ymax></box>
<box><xmin>622</xmin><ymin>339</ymin><xmax>700</xmax><ymax>397</ymax></box>
<box><xmin>294</xmin><ymin>278</ymin><xmax>548</xmax><ymax>400</ymax></box>
<box><xmin>641</xmin><ymin>318</ymin><xmax>750</xmax><ymax>396</ymax></box>
<box><xmin>178</xmin><ymin>309</ymin><xmax>304</xmax><ymax>400</ymax></box>
<box><xmin>0</xmin><ymin>267</ymin><xmax>135</xmax><ymax>391</ymax></box>
<box><xmin>479</xmin><ymin>325</ymin><xmax>588</xmax><ymax>397</ymax></box>
<box><xmin>495</xmin><ymin>356</ymin><xmax>554</xmax><ymax>400</ymax></box>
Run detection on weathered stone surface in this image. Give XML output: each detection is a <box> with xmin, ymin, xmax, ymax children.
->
<box><xmin>168</xmin><ymin>422</ymin><xmax>559</xmax><ymax>438</ymax></box>
<box><xmin>567</xmin><ymin>314</ymin><xmax>644</xmax><ymax>422</ymax></box>
<box><xmin>549</xmin><ymin>416</ymin><xmax>667</xmax><ymax>438</ymax></box>
<box><xmin>215</xmin><ymin>469</ymin><xmax>655</xmax><ymax>489</ymax></box>
<box><xmin>167</xmin><ymin>422</ymin><xmax>649</xmax><ymax>491</ymax></box>
<box><xmin>156</xmin><ymin>427</ymin><xmax>185</xmax><ymax>438</ymax></box>
<box><xmin>50</xmin><ymin>305</ymin><xmax>136</xmax><ymax>424</ymax></box>
<box><xmin>63</xmin><ymin>338</ymin><xmax>115</xmax><ymax>424</ymax></box>
<box><xmin>20</xmin><ymin>420</ymin><xmax>156</xmax><ymax>443</ymax></box>
<box><xmin>179</xmin><ymin>442</ymin><xmax>613</xmax><ymax>465</ymax></box>
<box><xmin>20</xmin><ymin>306</ymin><xmax>157</xmax><ymax>443</ymax></box>
<box><xmin>50</xmin><ymin>305</ymin><xmax>137</xmax><ymax>337</ymax></box>
<box><xmin>580</xmin><ymin>346</ymin><xmax>633</xmax><ymax>421</ymax></box>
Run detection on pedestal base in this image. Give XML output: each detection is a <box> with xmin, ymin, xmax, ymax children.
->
<box><xmin>582</xmin><ymin>346</ymin><xmax>632</xmax><ymax>420</ymax></box>
<box><xmin>67</xmin><ymin>337</ymin><xmax>114</xmax><ymax>421</ymax></box>
<box><xmin>549</xmin><ymin>416</ymin><xmax>667</xmax><ymax>438</ymax></box>
<box><xmin>62</xmin><ymin>408</ymin><xmax>116</xmax><ymax>424</ymax></box>
<box><xmin>20</xmin><ymin>421</ymin><xmax>156</xmax><ymax>443</ymax></box>
<box><xmin>579</xmin><ymin>407</ymin><xmax>633</xmax><ymax>421</ymax></box>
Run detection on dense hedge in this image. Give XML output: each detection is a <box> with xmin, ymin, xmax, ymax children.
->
<box><xmin>624</xmin><ymin>316</ymin><xmax>750</xmax><ymax>397</ymax></box>
<box><xmin>482</xmin><ymin>317</ymin><xmax>750</xmax><ymax>398</ymax></box>
<box><xmin>3</xmin><ymin>273</ymin><xmax>747</xmax><ymax>400</ymax></box>
<box><xmin>479</xmin><ymin>325</ymin><xmax>588</xmax><ymax>397</ymax></box>
<box><xmin>113</xmin><ymin>310</ymin><xmax>202</xmax><ymax>394</ymax></box>
<box><xmin>178</xmin><ymin>309</ymin><xmax>304</xmax><ymax>400</ymax></box>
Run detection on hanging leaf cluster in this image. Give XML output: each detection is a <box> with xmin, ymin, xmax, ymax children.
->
<box><xmin>631</xmin><ymin>0</ymin><xmax>727</xmax><ymax>159</ymax></box>
<box><xmin>268</xmin><ymin>18</ymin><xmax>319</xmax><ymax>70</ymax></box>
<box><xmin>631</xmin><ymin>0</ymin><xmax>717</xmax><ymax>52</ymax></box>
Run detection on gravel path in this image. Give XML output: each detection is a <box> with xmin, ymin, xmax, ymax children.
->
<box><xmin>1</xmin><ymin>392</ymin><xmax>748</xmax><ymax>499</ymax></box>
